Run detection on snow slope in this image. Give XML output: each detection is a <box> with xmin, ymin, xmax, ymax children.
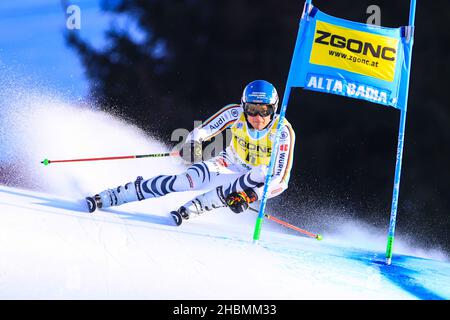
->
<box><xmin>1</xmin><ymin>184</ymin><xmax>450</xmax><ymax>300</ymax></box>
<box><xmin>0</xmin><ymin>91</ymin><xmax>449</xmax><ymax>300</ymax></box>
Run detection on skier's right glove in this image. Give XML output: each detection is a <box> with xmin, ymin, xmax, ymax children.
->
<box><xmin>179</xmin><ymin>141</ymin><xmax>203</xmax><ymax>164</ymax></box>
<box><xmin>225</xmin><ymin>188</ymin><xmax>258</xmax><ymax>214</ymax></box>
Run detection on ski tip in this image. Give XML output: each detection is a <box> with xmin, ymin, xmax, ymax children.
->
<box><xmin>170</xmin><ymin>211</ymin><xmax>183</xmax><ymax>226</ymax></box>
<box><xmin>41</xmin><ymin>159</ymin><xmax>50</xmax><ymax>166</ymax></box>
<box><xmin>316</xmin><ymin>234</ymin><xmax>323</xmax><ymax>241</ymax></box>
<box><xmin>85</xmin><ymin>197</ymin><xmax>97</xmax><ymax>213</ymax></box>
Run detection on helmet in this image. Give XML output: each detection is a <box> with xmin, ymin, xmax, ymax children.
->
<box><xmin>241</xmin><ymin>80</ymin><xmax>279</xmax><ymax>114</ymax></box>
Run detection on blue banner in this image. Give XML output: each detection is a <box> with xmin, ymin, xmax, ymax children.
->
<box><xmin>287</xmin><ymin>5</ymin><xmax>414</xmax><ymax>110</ymax></box>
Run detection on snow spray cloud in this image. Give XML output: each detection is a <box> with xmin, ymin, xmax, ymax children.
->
<box><xmin>324</xmin><ymin>219</ymin><xmax>449</xmax><ymax>262</ymax></box>
<box><xmin>0</xmin><ymin>77</ymin><xmax>185</xmax><ymax>198</ymax></box>
<box><xmin>283</xmin><ymin>197</ymin><xmax>449</xmax><ymax>261</ymax></box>
<box><xmin>271</xmin><ymin>185</ymin><xmax>448</xmax><ymax>262</ymax></box>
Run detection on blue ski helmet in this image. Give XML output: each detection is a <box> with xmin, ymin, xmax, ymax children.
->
<box><xmin>241</xmin><ymin>80</ymin><xmax>279</xmax><ymax>113</ymax></box>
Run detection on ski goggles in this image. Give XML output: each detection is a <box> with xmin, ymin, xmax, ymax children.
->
<box><xmin>243</xmin><ymin>103</ymin><xmax>275</xmax><ymax>117</ymax></box>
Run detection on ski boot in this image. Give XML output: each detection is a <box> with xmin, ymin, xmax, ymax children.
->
<box><xmin>86</xmin><ymin>176</ymin><xmax>144</xmax><ymax>213</ymax></box>
<box><xmin>170</xmin><ymin>188</ymin><xmax>227</xmax><ymax>225</ymax></box>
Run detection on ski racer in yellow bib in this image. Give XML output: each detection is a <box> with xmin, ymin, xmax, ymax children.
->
<box><xmin>86</xmin><ymin>80</ymin><xmax>295</xmax><ymax>225</ymax></box>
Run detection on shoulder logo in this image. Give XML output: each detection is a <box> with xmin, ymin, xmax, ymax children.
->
<box><xmin>231</xmin><ymin>108</ymin><xmax>239</xmax><ymax>118</ymax></box>
<box><xmin>209</xmin><ymin>116</ymin><xmax>226</xmax><ymax>130</ymax></box>
<box><xmin>280</xmin><ymin>131</ymin><xmax>288</xmax><ymax>140</ymax></box>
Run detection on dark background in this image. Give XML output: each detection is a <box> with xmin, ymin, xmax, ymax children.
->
<box><xmin>66</xmin><ymin>0</ymin><xmax>450</xmax><ymax>254</ymax></box>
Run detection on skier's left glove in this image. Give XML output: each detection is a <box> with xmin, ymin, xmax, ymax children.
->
<box><xmin>225</xmin><ymin>188</ymin><xmax>258</xmax><ymax>214</ymax></box>
<box><xmin>179</xmin><ymin>140</ymin><xmax>203</xmax><ymax>164</ymax></box>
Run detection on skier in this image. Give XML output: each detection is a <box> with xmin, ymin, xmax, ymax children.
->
<box><xmin>86</xmin><ymin>80</ymin><xmax>295</xmax><ymax>225</ymax></box>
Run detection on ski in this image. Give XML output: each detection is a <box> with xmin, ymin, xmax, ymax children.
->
<box><xmin>86</xmin><ymin>196</ymin><xmax>97</xmax><ymax>213</ymax></box>
<box><xmin>171</xmin><ymin>210</ymin><xmax>183</xmax><ymax>226</ymax></box>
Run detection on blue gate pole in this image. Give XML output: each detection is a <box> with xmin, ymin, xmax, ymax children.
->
<box><xmin>252</xmin><ymin>0</ymin><xmax>312</xmax><ymax>242</ymax></box>
<box><xmin>252</xmin><ymin>86</ymin><xmax>292</xmax><ymax>242</ymax></box>
<box><xmin>385</xmin><ymin>0</ymin><xmax>416</xmax><ymax>265</ymax></box>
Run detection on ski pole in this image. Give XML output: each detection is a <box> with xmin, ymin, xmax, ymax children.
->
<box><xmin>41</xmin><ymin>151</ymin><xmax>180</xmax><ymax>166</ymax></box>
<box><xmin>249</xmin><ymin>207</ymin><xmax>322</xmax><ymax>240</ymax></box>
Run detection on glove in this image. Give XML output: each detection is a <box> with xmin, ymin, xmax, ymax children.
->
<box><xmin>225</xmin><ymin>188</ymin><xmax>258</xmax><ymax>214</ymax></box>
<box><xmin>179</xmin><ymin>141</ymin><xmax>203</xmax><ymax>164</ymax></box>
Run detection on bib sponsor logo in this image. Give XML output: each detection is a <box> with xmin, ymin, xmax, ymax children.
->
<box><xmin>234</xmin><ymin>136</ymin><xmax>272</xmax><ymax>154</ymax></box>
<box><xmin>310</xmin><ymin>20</ymin><xmax>399</xmax><ymax>81</ymax></box>
<box><xmin>233</xmin><ymin>135</ymin><xmax>272</xmax><ymax>166</ymax></box>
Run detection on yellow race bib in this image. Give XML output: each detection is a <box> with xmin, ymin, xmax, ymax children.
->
<box><xmin>230</xmin><ymin>114</ymin><xmax>281</xmax><ymax>166</ymax></box>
